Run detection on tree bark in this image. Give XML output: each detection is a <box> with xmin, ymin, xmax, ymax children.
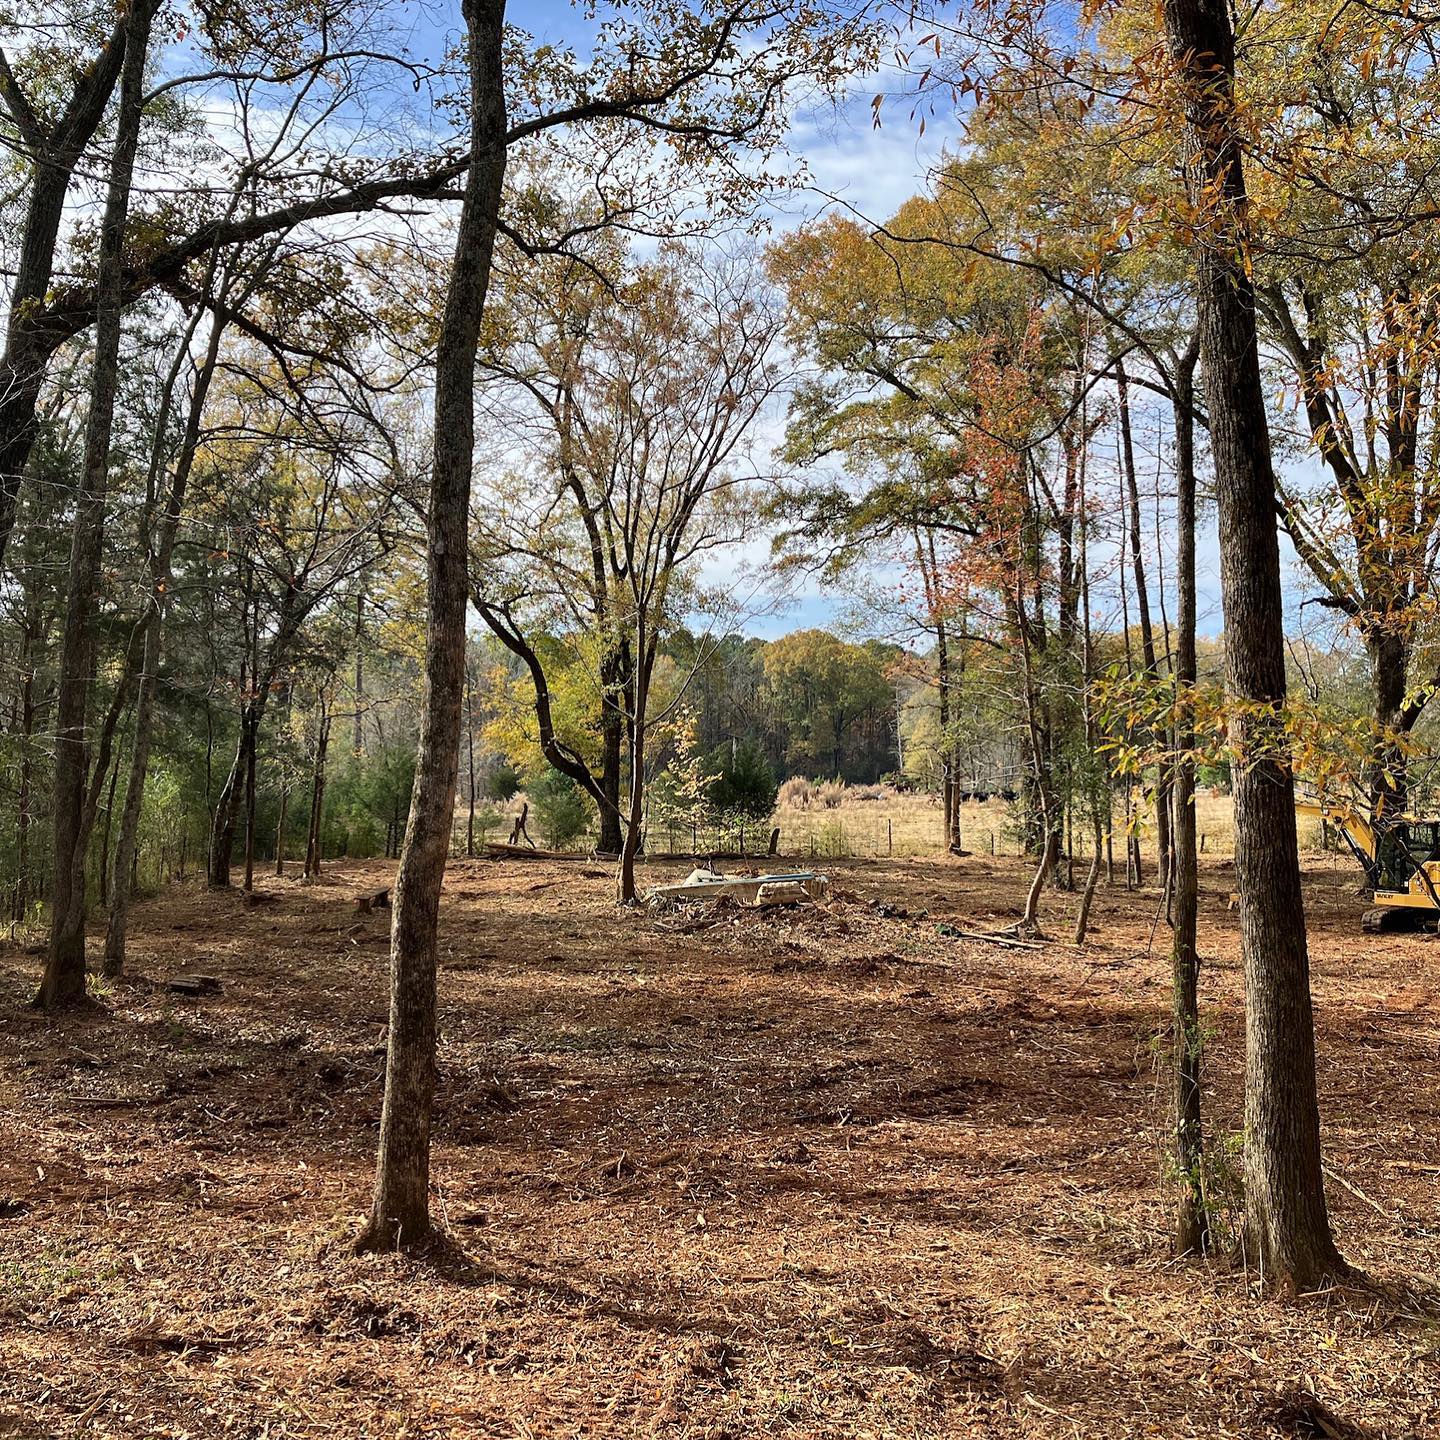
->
<box><xmin>1072</xmin><ymin>838</ymin><xmax>1103</xmax><ymax>945</ymax></box>
<box><xmin>465</xmin><ymin>662</ymin><xmax>478</xmax><ymax>859</ymax></box>
<box><xmin>1367</xmin><ymin>629</ymin><xmax>1408</xmax><ymax>816</ymax></box>
<box><xmin>38</xmin><ymin>1</ymin><xmax>158</xmax><ymax>1007</ymax></box>
<box><xmin>98</xmin><ymin>749</ymin><xmax>122</xmax><ymax>908</ymax></box>
<box><xmin>1170</xmin><ymin>345</ymin><xmax>1208</xmax><ymax>1256</ymax></box>
<box><xmin>358</xmin><ymin>0</ymin><xmax>509</xmax><ymax>1254</ymax></box>
<box><xmin>14</xmin><ymin>617</ymin><xmax>35</xmax><ymax>924</ymax></box>
<box><xmin>1161</xmin><ymin>0</ymin><xmax>1343</xmax><ymax>1287</ymax></box>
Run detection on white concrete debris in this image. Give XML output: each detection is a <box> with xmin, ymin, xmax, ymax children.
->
<box><xmin>644</xmin><ymin>868</ymin><xmax>830</xmax><ymax>909</ymax></box>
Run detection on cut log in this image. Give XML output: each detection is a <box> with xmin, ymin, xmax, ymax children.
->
<box><xmin>167</xmin><ymin>973</ymin><xmax>223</xmax><ymax>996</ymax></box>
<box><xmin>354</xmin><ymin>888</ymin><xmax>391</xmax><ymax>914</ymax></box>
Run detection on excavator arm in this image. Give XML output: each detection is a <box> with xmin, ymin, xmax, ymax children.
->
<box><xmin>1295</xmin><ymin>799</ymin><xmax>1380</xmax><ymax>887</ymax></box>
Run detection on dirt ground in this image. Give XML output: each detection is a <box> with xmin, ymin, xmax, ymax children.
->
<box><xmin>1</xmin><ymin>849</ymin><xmax>1437</xmax><ymax>1439</ymax></box>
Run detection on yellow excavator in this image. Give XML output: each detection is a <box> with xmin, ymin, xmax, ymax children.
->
<box><xmin>1296</xmin><ymin>796</ymin><xmax>1440</xmax><ymax>931</ymax></box>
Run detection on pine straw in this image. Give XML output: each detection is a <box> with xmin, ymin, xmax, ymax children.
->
<box><xmin>0</xmin><ymin>850</ymin><xmax>1437</xmax><ymax>1439</ymax></box>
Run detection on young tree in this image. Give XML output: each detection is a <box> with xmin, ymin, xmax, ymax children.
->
<box><xmin>473</xmin><ymin>244</ymin><xmax>784</xmax><ymax>901</ymax></box>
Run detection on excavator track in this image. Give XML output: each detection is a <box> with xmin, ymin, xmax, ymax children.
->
<box><xmin>1362</xmin><ymin>906</ymin><xmax>1433</xmax><ymax>934</ymax></box>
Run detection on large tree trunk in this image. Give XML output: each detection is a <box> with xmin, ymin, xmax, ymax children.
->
<box><xmin>38</xmin><ymin>2</ymin><xmax>157</xmax><ymax>1008</ymax></box>
<box><xmin>357</xmin><ymin>0</ymin><xmax>508</xmax><ymax>1254</ymax></box>
<box><xmin>1170</xmin><ymin>346</ymin><xmax>1208</xmax><ymax>1256</ymax></box>
<box><xmin>1162</xmin><ymin>0</ymin><xmax>1343</xmax><ymax>1287</ymax></box>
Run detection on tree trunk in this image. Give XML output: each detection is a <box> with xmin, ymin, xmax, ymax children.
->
<box><xmin>14</xmin><ymin>637</ymin><xmax>34</xmax><ymax>924</ymax></box>
<box><xmin>617</xmin><ymin>631</ymin><xmax>653</xmax><ymax>903</ymax></box>
<box><xmin>1072</xmin><ymin>837</ymin><xmax>1103</xmax><ymax>946</ymax></box>
<box><xmin>242</xmin><ymin>718</ymin><xmax>259</xmax><ymax>891</ymax></box>
<box><xmin>38</xmin><ymin>2</ymin><xmax>157</xmax><ymax>1008</ymax></box>
<box><xmin>1162</xmin><ymin>0</ymin><xmax>1342</xmax><ymax>1287</ymax></box>
<box><xmin>465</xmin><ymin>663</ymin><xmax>477</xmax><ymax>859</ymax></box>
<box><xmin>1171</xmin><ymin>347</ymin><xmax>1208</xmax><ymax>1256</ymax></box>
<box><xmin>105</xmin><ymin>618</ymin><xmax>162</xmax><ymax>975</ymax></box>
<box><xmin>305</xmin><ymin>706</ymin><xmax>331</xmax><ymax>880</ymax></box>
<box><xmin>275</xmin><ymin>787</ymin><xmax>288</xmax><ymax>877</ymax></box>
<box><xmin>1118</xmin><ymin>359</ymin><xmax>1173</xmax><ymax>889</ymax></box>
<box><xmin>935</xmin><ymin>601</ymin><xmax>956</xmax><ymax>850</ymax></box>
<box><xmin>98</xmin><ymin>749</ymin><xmax>121</xmax><ymax>908</ymax></box>
<box><xmin>1367</xmin><ymin>629</ymin><xmax>1408</xmax><ymax>816</ymax></box>
<box><xmin>208</xmin><ymin>712</ymin><xmax>254</xmax><ymax>888</ymax></box>
<box><xmin>354</xmin><ymin>590</ymin><xmax>366</xmax><ymax>759</ymax></box>
<box><xmin>1021</xmin><ymin>827</ymin><xmax>1058</xmax><ymax>934</ymax></box>
<box><xmin>358</xmin><ymin>0</ymin><xmax>508</xmax><ymax>1254</ymax></box>
<box><xmin>618</xmin><ymin>705</ymin><xmax>647</xmax><ymax>904</ymax></box>
<box><xmin>599</xmin><ymin>645</ymin><xmax>627</xmax><ymax>855</ymax></box>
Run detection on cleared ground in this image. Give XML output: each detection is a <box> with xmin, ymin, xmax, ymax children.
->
<box><xmin>1</xmin><ymin>847</ymin><xmax>1437</xmax><ymax>1438</ymax></box>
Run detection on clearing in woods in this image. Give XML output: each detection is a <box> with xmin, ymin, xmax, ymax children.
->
<box><xmin>1</xmin><ymin>853</ymin><xmax>1437</xmax><ymax>1438</ymax></box>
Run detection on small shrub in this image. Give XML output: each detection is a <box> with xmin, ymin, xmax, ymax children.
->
<box><xmin>816</xmin><ymin>779</ymin><xmax>846</xmax><ymax>810</ymax></box>
<box><xmin>778</xmin><ymin>776</ymin><xmax>813</xmax><ymax>809</ymax></box>
<box><xmin>484</xmin><ymin>763</ymin><xmax>521</xmax><ymax>803</ymax></box>
<box><xmin>706</xmin><ymin>740</ymin><xmax>779</xmax><ymax>822</ymax></box>
<box><xmin>527</xmin><ymin>769</ymin><xmax>591</xmax><ymax>849</ymax></box>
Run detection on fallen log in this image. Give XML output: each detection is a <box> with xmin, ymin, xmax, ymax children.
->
<box><xmin>935</xmin><ymin>923</ymin><xmax>1046</xmax><ymax>951</ymax></box>
<box><xmin>481</xmin><ymin>843</ymin><xmax>615</xmax><ymax>861</ymax></box>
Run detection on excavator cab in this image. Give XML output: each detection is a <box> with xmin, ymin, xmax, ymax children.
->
<box><xmin>1375</xmin><ymin>819</ymin><xmax>1440</xmax><ymax>892</ymax></box>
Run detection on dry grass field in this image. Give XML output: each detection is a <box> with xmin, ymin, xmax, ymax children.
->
<box><xmin>745</xmin><ymin>788</ymin><xmax>1309</xmax><ymax>864</ymax></box>
<box><xmin>1</xmin><ymin>840</ymin><xmax>1436</xmax><ymax>1439</ymax></box>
